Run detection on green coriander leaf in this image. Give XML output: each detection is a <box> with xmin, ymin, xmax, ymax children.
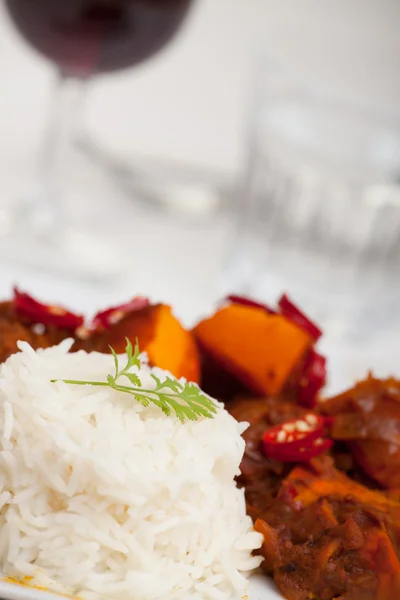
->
<box><xmin>123</xmin><ymin>372</ymin><xmax>142</xmax><ymax>387</ymax></box>
<box><xmin>151</xmin><ymin>373</ymin><xmax>162</xmax><ymax>389</ymax></box>
<box><xmin>125</xmin><ymin>337</ymin><xmax>133</xmax><ymax>361</ymax></box>
<box><xmin>157</xmin><ymin>378</ymin><xmax>181</xmax><ymax>393</ymax></box>
<box><xmin>129</xmin><ymin>391</ymin><xmax>150</xmax><ymax>408</ymax></box>
<box><xmin>125</xmin><ymin>337</ymin><xmax>141</xmax><ymax>370</ymax></box>
<box><xmin>52</xmin><ymin>338</ymin><xmax>217</xmax><ymax>422</ymax></box>
<box><xmin>109</xmin><ymin>346</ymin><xmax>119</xmax><ymax>378</ymax></box>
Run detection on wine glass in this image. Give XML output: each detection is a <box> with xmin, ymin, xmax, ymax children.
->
<box><xmin>2</xmin><ymin>0</ymin><xmax>193</xmax><ymax>280</ymax></box>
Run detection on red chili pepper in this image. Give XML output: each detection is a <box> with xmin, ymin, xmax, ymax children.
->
<box><xmin>297</xmin><ymin>349</ymin><xmax>327</xmax><ymax>409</ymax></box>
<box><xmin>270</xmin><ymin>437</ymin><xmax>333</xmax><ymax>462</ymax></box>
<box><xmin>226</xmin><ymin>295</ymin><xmax>276</xmax><ymax>314</ymax></box>
<box><xmin>262</xmin><ymin>413</ymin><xmax>332</xmax><ymax>462</ymax></box>
<box><xmin>91</xmin><ymin>297</ymin><xmax>150</xmax><ymax>331</ymax></box>
<box><xmin>278</xmin><ymin>294</ymin><xmax>322</xmax><ymax>342</ymax></box>
<box><xmin>13</xmin><ymin>287</ymin><xmax>84</xmax><ymax>331</ymax></box>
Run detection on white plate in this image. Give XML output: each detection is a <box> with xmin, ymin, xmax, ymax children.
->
<box><xmin>248</xmin><ymin>574</ymin><xmax>282</xmax><ymax>599</ymax></box>
<box><xmin>0</xmin><ymin>575</ymin><xmax>281</xmax><ymax>600</ymax></box>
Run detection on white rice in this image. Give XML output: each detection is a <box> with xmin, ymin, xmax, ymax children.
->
<box><xmin>0</xmin><ymin>341</ymin><xmax>262</xmax><ymax>600</ymax></box>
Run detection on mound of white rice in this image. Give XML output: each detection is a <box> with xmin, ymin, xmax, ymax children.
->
<box><xmin>0</xmin><ymin>340</ymin><xmax>262</xmax><ymax>600</ymax></box>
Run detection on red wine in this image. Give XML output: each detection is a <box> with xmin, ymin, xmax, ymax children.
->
<box><xmin>5</xmin><ymin>0</ymin><xmax>192</xmax><ymax>77</ymax></box>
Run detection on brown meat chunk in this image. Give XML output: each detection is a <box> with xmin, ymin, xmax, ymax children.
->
<box><xmin>227</xmin><ymin>396</ymin><xmax>307</xmax><ymax>518</ymax></box>
<box><xmin>0</xmin><ymin>301</ymin><xmax>71</xmax><ymax>363</ymax></box>
<box><xmin>255</xmin><ymin>457</ymin><xmax>400</xmax><ymax>600</ymax></box>
<box><xmin>0</xmin><ymin>295</ymin><xmax>200</xmax><ymax>384</ymax></box>
<box><xmin>321</xmin><ymin>376</ymin><xmax>400</xmax><ymax>488</ymax></box>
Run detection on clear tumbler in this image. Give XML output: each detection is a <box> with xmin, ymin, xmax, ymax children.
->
<box><xmin>224</xmin><ymin>64</ymin><xmax>400</xmax><ymax>344</ymax></box>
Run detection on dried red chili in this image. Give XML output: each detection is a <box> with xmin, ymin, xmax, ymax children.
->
<box><xmin>262</xmin><ymin>413</ymin><xmax>333</xmax><ymax>462</ymax></box>
<box><xmin>226</xmin><ymin>295</ymin><xmax>276</xmax><ymax>314</ymax></box>
<box><xmin>13</xmin><ymin>287</ymin><xmax>84</xmax><ymax>331</ymax></box>
<box><xmin>91</xmin><ymin>297</ymin><xmax>150</xmax><ymax>331</ymax></box>
<box><xmin>297</xmin><ymin>349</ymin><xmax>327</xmax><ymax>409</ymax></box>
<box><xmin>278</xmin><ymin>294</ymin><xmax>322</xmax><ymax>342</ymax></box>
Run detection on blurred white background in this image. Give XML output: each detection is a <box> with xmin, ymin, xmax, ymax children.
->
<box><xmin>0</xmin><ymin>0</ymin><xmax>399</xmax><ymax>389</ymax></box>
<box><xmin>0</xmin><ymin>0</ymin><xmax>399</xmax><ymax>181</ymax></box>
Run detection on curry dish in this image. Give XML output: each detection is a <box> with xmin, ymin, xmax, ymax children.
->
<box><xmin>1</xmin><ymin>288</ymin><xmax>399</xmax><ymax>600</ymax></box>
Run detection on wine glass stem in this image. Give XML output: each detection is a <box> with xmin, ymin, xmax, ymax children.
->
<box><xmin>35</xmin><ymin>71</ymin><xmax>86</xmax><ymax>230</ymax></box>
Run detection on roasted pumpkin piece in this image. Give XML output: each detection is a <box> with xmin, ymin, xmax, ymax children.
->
<box><xmin>255</xmin><ymin>456</ymin><xmax>400</xmax><ymax>600</ymax></box>
<box><xmin>0</xmin><ymin>291</ymin><xmax>200</xmax><ymax>383</ymax></box>
<box><xmin>193</xmin><ymin>304</ymin><xmax>312</xmax><ymax>397</ymax></box>
<box><xmin>321</xmin><ymin>375</ymin><xmax>400</xmax><ymax>488</ymax></box>
<box><xmin>82</xmin><ymin>303</ymin><xmax>200</xmax><ymax>383</ymax></box>
<box><xmin>214</xmin><ymin>295</ymin><xmax>326</xmax><ymax>407</ymax></box>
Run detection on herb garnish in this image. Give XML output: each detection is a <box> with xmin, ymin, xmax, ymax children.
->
<box><xmin>51</xmin><ymin>338</ymin><xmax>217</xmax><ymax>422</ymax></box>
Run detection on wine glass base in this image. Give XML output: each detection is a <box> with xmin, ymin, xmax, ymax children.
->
<box><xmin>76</xmin><ymin>135</ymin><xmax>231</xmax><ymax>220</ymax></box>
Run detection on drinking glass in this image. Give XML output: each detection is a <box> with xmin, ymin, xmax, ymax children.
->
<box><xmin>223</xmin><ymin>62</ymin><xmax>400</xmax><ymax>345</ymax></box>
<box><xmin>2</xmin><ymin>0</ymin><xmax>192</xmax><ymax>279</ymax></box>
